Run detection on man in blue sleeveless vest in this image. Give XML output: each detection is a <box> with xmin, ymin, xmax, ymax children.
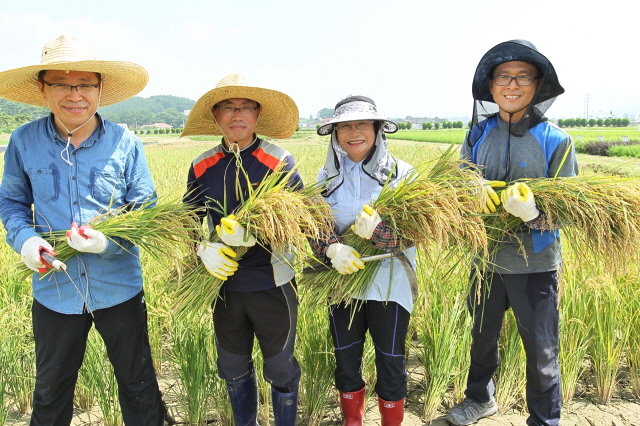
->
<box><xmin>182</xmin><ymin>74</ymin><xmax>301</xmax><ymax>426</ymax></box>
<box><xmin>447</xmin><ymin>40</ymin><xmax>578</xmax><ymax>426</ymax></box>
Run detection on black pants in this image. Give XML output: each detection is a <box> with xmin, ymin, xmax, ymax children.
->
<box><xmin>329</xmin><ymin>300</ymin><xmax>410</xmax><ymax>402</ymax></box>
<box><xmin>30</xmin><ymin>291</ymin><xmax>164</xmax><ymax>426</ymax></box>
<box><xmin>465</xmin><ymin>270</ymin><xmax>561</xmax><ymax>426</ymax></box>
<box><xmin>213</xmin><ymin>283</ymin><xmax>301</xmax><ymax>392</ymax></box>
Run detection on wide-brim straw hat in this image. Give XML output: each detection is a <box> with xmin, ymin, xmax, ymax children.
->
<box><xmin>181</xmin><ymin>74</ymin><xmax>298</xmax><ymax>139</ymax></box>
<box><xmin>317</xmin><ymin>95</ymin><xmax>398</xmax><ymax>136</ymax></box>
<box><xmin>0</xmin><ymin>35</ymin><xmax>148</xmax><ymax>107</ymax></box>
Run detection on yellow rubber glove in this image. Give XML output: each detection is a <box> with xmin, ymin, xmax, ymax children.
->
<box><xmin>352</xmin><ymin>204</ymin><xmax>382</xmax><ymax>239</ymax></box>
<box><xmin>481</xmin><ymin>180</ymin><xmax>506</xmax><ymax>213</ymax></box>
<box><xmin>215</xmin><ymin>214</ymin><xmax>256</xmax><ymax>247</ymax></box>
<box><xmin>500</xmin><ymin>182</ymin><xmax>540</xmax><ymax>222</ymax></box>
<box><xmin>196</xmin><ymin>242</ymin><xmax>239</xmax><ymax>280</ymax></box>
<box><xmin>326</xmin><ymin>243</ymin><xmax>365</xmax><ymax>275</ymax></box>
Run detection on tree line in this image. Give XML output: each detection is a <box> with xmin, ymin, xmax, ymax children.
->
<box><xmin>557</xmin><ymin>117</ymin><xmax>631</xmax><ymax>128</ymax></box>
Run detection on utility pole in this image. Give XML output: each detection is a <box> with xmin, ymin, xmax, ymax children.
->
<box><xmin>584</xmin><ymin>93</ymin><xmax>590</xmax><ymax>119</ymax></box>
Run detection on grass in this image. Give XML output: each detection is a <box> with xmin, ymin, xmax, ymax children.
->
<box><xmin>385</xmin><ymin>129</ymin><xmax>467</xmax><ymax>144</ymax></box>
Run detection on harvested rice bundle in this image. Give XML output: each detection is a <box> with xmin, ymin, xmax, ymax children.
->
<box><xmin>300</xmin><ymin>147</ymin><xmax>488</xmax><ymax>306</ymax></box>
<box><xmin>371</xmin><ymin>147</ymin><xmax>487</xmax><ymax>255</ymax></box>
<box><xmin>486</xmin><ymin>174</ymin><xmax>640</xmax><ymax>270</ymax></box>
<box><xmin>172</xmin><ymin>165</ymin><xmax>334</xmax><ymax>319</ymax></box>
<box><xmin>14</xmin><ymin>197</ymin><xmax>203</xmax><ymax>280</ymax></box>
<box><xmin>299</xmin><ymin>229</ymin><xmax>385</xmax><ymax>307</ymax></box>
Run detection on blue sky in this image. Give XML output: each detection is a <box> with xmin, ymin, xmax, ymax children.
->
<box><xmin>1</xmin><ymin>0</ymin><xmax>638</xmax><ymax>120</ymax></box>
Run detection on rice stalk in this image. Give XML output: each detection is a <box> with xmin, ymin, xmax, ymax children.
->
<box><xmin>296</xmin><ymin>301</ymin><xmax>334</xmax><ymax>426</ymax></box>
<box><xmin>586</xmin><ymin>277</ymin><xmax>630</xmax><ymax>405</ymax></box>
<box><xmin>494</xmin><ymin>311</ymin><xmax>526</xmax><ymax>413</ymax></box>
<box><xmin>13</xmin><ymin>197</ymin><xmax>202</xmax><ymax>281</ymax></box>
<box><xmin>624</xmin><ymin>275</ymin><xmax>640</xmax><ymax>398</ymax></box>
<box><xmin>558</xmin><ymin>269</ymin><xmax>593</xmax><ymax>405</ymax></box>
<box><xmin>0</xmin><ymin>342</ymin><xmax>10</xmax><ymax>425</ymax></box>
<box><xmin>298</xmin><ymin>230</ymin><xmax>384</xmax><ymax>307</ymax></box>
<box><xmin>415</xmin><ymin>292</ymin><xmax>467</xmax><ymax>420</ymax></box>
<box><xmin>83</xmin><ymin>329</ymin><xmax>123</xmax><ymax>426</ymax></box>
<box><xmin>372</xmin><ymin>146</ymin><xmax>487</xmax><ymax>256</ymax></box>
<box><xmin>484</xmin><ymin>175</ymin><xmax>640</xmax><ymax>272</ymax></box>
<box><xmin>169</xmin><ymin>316</ymin><xmax>215</xmax><ymax>425</ymax></box>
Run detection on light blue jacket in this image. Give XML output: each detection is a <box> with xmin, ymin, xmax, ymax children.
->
<box><xmin>0</xmin><ymin>114</ymin><xmax>156</xmax><ymax>314</ymax></box>
<box><xmin>319</xmin><ymin>157</ymin><xmax>416</xmax><ymax>314</ymax></box>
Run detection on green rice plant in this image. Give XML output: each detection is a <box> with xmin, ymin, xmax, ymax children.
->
<box><xmin>361</xmin><ymin>336</ymin><xmax>377</xmax><ymax>405</ymax></box>
<box><xmin>623</xmin><ymin>276</ymin><xmax>640</xmax><ymax>398</ymax></box>
<box><xmin>3</xmin><ymin>311</ymin><xmax>34</xmax><ymax>415</ymax></box>
<box><xmin>586</xmin><ymin>277</ymin><xmax>631</xmax><ymax>404</ymax></box>
<box><xmin>296</xmin><ymin>300</ymin><xmax>334</xmax><ymax>426</ymax></box>
<box><xmin>493</xmin><ymin>311</ymin><xmax>526</xmax><ymax>413</ymax></box>
<box><xmin>558</xmin><ymin>269</ymin><xmax>593</xmax><ymax>405</ymax></box>
<box><xmin>0</xmin><ymin>342</ymin><xmax>10</xmax><ymax>425</ymax></box>
<box><xmin>13</xmin><ymin>197</ymin><xmax>202</xmax><ymax>281</ymax></box>
<box><xmin>414</xmin><ymin>289</ymin><xmax>467</xmax><ymax>420</ymax></box>
<box><xmin>386</xmin><ymin>129</ymin><xmax>467</xmax><ymax>145</ymax></box>
<box><xmin>251</xmin><ymin>347</ymin><xmax>271</xmax><ymax>425</ymax></box>
<box><xmin>82</xmin><ymin>329</ymin><xmax>123</xmax><ymax>426</ymax></box>
<box><xmin>169</xmin><ymin>317</ymin><xmax>215</xmax><ymax>425</ymax></box>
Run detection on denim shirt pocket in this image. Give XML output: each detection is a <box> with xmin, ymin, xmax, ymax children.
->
<box><xmin>28</xmin><ymin>168</ymin><xmax>57</xmax><ymax>202</ymax></box>
<box><xmin>92</xmin><ymin>171</ymin><xmax>126</xmax><ymax>205</ymax></box>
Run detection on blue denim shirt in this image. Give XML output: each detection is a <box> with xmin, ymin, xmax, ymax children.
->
<box><xmin>319</xmin><ymin>157</ymin><xmax>416</xmax><ymax>314</ymax></box>
<box><xmin>0</xmin><ymin>114</ymin><xmax>156</xmax><ymax>314</ymax></box>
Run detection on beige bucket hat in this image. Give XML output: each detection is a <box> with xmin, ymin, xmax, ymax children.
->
<box><xmin>0</xmin><ymin>35</ymin><xmax>148</xmax><ymax>107</ymax></box>
<box><xmin>181</xmin><ymin>73</ymin><xmax>298</xmax><ymax>139</ymax></box>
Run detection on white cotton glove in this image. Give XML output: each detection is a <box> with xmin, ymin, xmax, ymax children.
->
<box><xmin>500</xmin><ymin>182</ymin><xmax>540</xmax><ymax>222</ymax></box>
<box><xmin>66</xmin><ymin>222</ymin><xmax>108</xmax><ymax>254</ymax></box>
<box><xmin>21</xmin><ymin>236</ymin><xmax>55</xmax><ymax>272</ymax></box>
<box><xmin>353</xmin><ymin>204</ymin><xmax>382</xmax><ymax>239</ymax></box>
<box><xmin>481</xmin><ymin>180</ymin><xmax>506</xmax><ymax>214</ymax></box>
<box><xmin>216</xmin><ymin>214</ymin><xmax>256</xmax><ymax>247</ymax></box>
<box><xmin>196</xmin><ymin>242</ymin><xmax>239</xmax><ymax>281</ymax></box>
<box><xmin>326</xmin><ymin>243</ymin><xmax>365</xmax><ymax>275</ymax></box>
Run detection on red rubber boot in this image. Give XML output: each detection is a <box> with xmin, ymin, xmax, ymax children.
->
<box><xmin>338</xmin><ymin>386</ymin><xmax>366</xmax><ymax>426</ymax></box>
<box><xmin>378</xmin><ymin>396</ymin><xmax>404</xmax><ymax>426</ymax></box>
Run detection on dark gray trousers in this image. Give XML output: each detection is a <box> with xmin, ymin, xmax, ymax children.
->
<box><xmin>465</xmin><ymin>270</ymin><xmax>561</xmax><ymax>426</ymax></box>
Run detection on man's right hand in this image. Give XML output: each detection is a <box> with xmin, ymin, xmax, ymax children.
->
<box><xmin>196</xmin><ymin>242</ymin><xmax>239</xmax><ymax>281</ymax></box>
<box><xmin>21</xmin><ymin>236</ymin><xmax>54</xmax><ymax>272</ymax></box>
<box><xmin>481</xmin><ymin>180</ymin><xmax>506</xmax><ymax>213</ymax></box>
<box><xmin>326</xmin><ymin>243</ymin><xmax>365</xmax><ymax>275</ymax></box>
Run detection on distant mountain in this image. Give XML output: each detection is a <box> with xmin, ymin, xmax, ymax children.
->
<box><xmin>0</xmin><ymin>98</ymin><xmax>49</xmax><ymax>120</ymax></box>
<box><xmin>99</xmin><ymin>95</ymin><xmax>195</xmax><ymax>115</ymax></box>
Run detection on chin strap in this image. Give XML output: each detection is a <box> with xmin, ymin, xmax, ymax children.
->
<box><xmin>57</xmin><ymin>85</ymin><xmax>102</xmax><ymax>166</ymax></box>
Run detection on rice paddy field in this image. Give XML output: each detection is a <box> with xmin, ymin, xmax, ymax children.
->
<box><xmin>385</xmin><ymin>127</ymin><xmax>640</xmax><ymax>145</ymax></box>
<box><xmin>1</xmin><ymin>133</ymin><xmax>639</xmax><ymax>425</ymax></box>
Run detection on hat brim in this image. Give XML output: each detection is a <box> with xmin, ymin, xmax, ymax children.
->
<box><xmin>317</xmin><ymin>112</ymin><xmax>398</xmax><ymax>136</ymax></box>
<box><xmin>181</xmin><ymin>86</ymin><xmax>298</xmax><ymax>139</ymax></box>
<box><xmin>0</xmin><ymin>60</ymin><xmax>148</xmax><ymax>107</ymax></box>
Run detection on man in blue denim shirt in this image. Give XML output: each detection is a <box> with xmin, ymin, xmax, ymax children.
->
<box><xmin>0</xmin><ymin>35</ymin><xmax>164</xmax><ymax>425</ymax></box>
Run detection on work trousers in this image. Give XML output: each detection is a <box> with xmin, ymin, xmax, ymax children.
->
<box><xmin>30</xmin><ymin>291</ymin><xmax>164</xmax><ymax>426</ymax></box>
<box><xmin>465</xmin><ymin>270</ymin><xmax>561</xmax><ymax>426</ymax></box>
<box><xmin>329</xmin><ymin>300</ymin><xmax>410</xmax><ymax>402</ymax></box>
<box><xmin>213</xmin><ymin>282</ymin><xmax>301</xmax><ymax>392</ymax></box>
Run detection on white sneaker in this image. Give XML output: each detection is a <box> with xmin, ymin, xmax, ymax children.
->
<box><xmin>446</xmin><ymin>397</ymin><xmax>498</xmax><ymax>425</ymax></box>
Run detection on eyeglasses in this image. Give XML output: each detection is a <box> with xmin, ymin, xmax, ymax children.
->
<box><xmin>216</xmin><ymin>105</ymin><xmax>259</xmax><ymax>116</ymax></box>
<box><xmin>40</xmin><ymin>80</ymin><xmax>101</xmax><ymax>95</ymax></box>
<box><xmin>336</xmin><ymin>121</ymin><xmax>374</xmax><ymax>133</ymax></box>
<box><xmin>493</xmin><ymin>75</ymin><xmax>538</xmax><ymax>86</ymax></box>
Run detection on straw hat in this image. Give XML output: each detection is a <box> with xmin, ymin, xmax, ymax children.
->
<box><xmin>0</xmin><ymin>35</ymin><xmax>148</xmax><ymax>107</ymax></box>
<box><xmin>181</xmin><ymin>74</ymin><xmax>298</xmax><ymax>139</ymax></box>
<box><xmin>317</xmin><ymin>95</ymin><xmax>398</xmax><ymax>136</ymax></box>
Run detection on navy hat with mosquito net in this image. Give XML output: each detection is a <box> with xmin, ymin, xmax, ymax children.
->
<box><xmin>468</xmin><ymin>40</ymin><xmax>564</xmax><ymax>142</ymax></box>
<box><xmin>472</xmin><ymin>39</ymin><xmax>564</xmax><ymax>104</ymax></box>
